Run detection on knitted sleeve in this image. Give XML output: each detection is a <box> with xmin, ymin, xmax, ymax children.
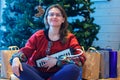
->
<box><xmin>9</xmin><ymin>51</ymin><xmax>27</xmax><ymax>65</ymax></box>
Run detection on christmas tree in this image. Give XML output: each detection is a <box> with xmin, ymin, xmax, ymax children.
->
<box><xmin>1</xmin><ymin>0</ymin><xmax>100</xmax><ymax>50</ymax></box>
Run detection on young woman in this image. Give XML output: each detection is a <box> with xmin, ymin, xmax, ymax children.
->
<box><xmin>10</xmin><ymin>4</ymin><xmax>86</xmax><ymax>80</ymax></box>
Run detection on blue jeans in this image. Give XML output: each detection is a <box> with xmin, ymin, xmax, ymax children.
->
<box><xmin>17</xmin><ymin>63</ymin><xmax>80</xmax><ymax>80</ymax></box>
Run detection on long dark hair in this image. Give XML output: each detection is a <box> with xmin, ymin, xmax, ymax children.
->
<box><xmin>44</xmin><ymin>4</ymin><xmax>69</xmax><ymax>44</ymax></box>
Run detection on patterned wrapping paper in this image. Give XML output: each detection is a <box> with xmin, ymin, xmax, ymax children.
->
<box><xmin>99</xmin><ymin>50</ymin><xmax>110</xmax><ymax>79</ymax></box>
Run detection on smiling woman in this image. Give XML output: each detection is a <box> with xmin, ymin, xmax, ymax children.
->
<box><xmin>9</xmin><ymin>4</ymin><xmax>86</xmax><ymax>80</ymax></box>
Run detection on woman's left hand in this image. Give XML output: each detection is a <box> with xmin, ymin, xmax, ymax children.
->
<box><xmin>42</xmin><ymin>56</ymin><xmax>57</xmax><ymax>70</ymax></box>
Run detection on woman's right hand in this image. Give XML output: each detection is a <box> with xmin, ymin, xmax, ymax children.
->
<box><xmin>11</xmin><ymin>57</ymin><xmax>23</xmax><ymax>77</ymax></box>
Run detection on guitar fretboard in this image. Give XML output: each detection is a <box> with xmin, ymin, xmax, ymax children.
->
<box><xmin>36</xmin><ymin>48</ymin><xmax>72</xmax><ymax>67</ymax></box>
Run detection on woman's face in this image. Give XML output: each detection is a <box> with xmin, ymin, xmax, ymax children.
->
<box><xmin>47</xmin><ymin>7</ymin><xmax>65</xmax><ymax>28</ymax></box>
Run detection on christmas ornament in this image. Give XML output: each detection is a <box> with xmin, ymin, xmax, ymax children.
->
<box><xmin>35</xmin><ymin>0</ymin><xmax>44</xmax><ymax>17</ymax></box>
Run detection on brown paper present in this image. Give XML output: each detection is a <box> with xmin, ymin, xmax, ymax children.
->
<box><xmin>0</xmin><ymin>46</ymin><xmax>19</xmax><ymax>79</ymax></box>
<box><xmin>82</xmin><ymin>47</ymin><xmax>101</xmax><ymax>80</ymax></box>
